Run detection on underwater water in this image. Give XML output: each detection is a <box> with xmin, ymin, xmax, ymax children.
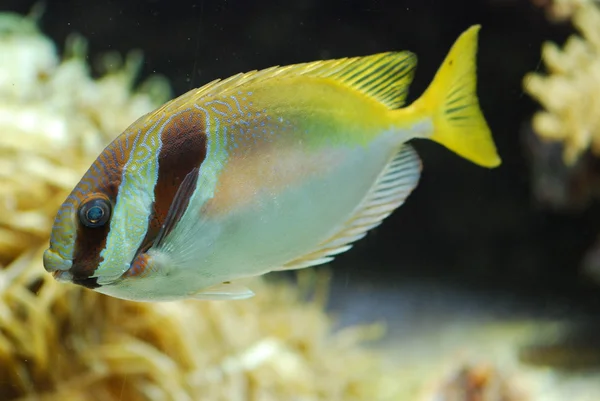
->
<box><xmin>1</xmin><ymin>0</ymin><xmax>600</xmax><ymax>400</ymax></box>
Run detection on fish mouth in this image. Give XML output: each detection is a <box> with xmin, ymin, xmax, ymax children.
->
<box><xmin>43</xmin><ymin>248</ymin><xmax>73</xmax><ymax>279</ymax></box>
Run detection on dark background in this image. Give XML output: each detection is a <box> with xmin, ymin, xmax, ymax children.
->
<box><xmin>3</xmin><ymin>0</ymin><xmax>600</xmax><ymax>318</ymax></box>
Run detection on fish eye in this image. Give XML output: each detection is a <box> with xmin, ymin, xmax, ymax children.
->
<box><xmin>79</xmin><ymin>197</ymin><xmax>111</xmax><ymax>228</ymax></box>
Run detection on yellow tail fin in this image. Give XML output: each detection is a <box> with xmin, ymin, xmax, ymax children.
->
<box><xmin>408</xmin><ymin>25</ymin><xmax>501</xmax><ymax>168</ymax></box>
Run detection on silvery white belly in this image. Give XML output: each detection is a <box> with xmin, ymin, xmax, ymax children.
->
<box><xmin>192</xmin><ymin>133</ymin><xmax>401</xmax><ymax>284</ymax></box>
<box><xmin>96</xmin><ymin>131</ymin><xmax>410</xmax><ymax>302</ymax></box>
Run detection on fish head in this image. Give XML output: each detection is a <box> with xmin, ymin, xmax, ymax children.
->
<box><xmin>43</xmin><ymin>180</ymin><xmax>117</xmax><ymax>289</ymax></box>
<box><xmin>43</xmin><ymin>105</ymin><xmax>208</xmax><ymax>298</ymax></box>
<box><xmin>43</xmin><ymin>94</ymin><xmax>214</xmax><ymax>300</ymax></box>
<box><xmin>47</xmin><ymin>189</ymin><xmax>118</xmax><ymax>285</ymax></box>
<box><xmin>43</xmin><ymin>134</ymin><xmax>131</xmax><ymax>290</ymax></box>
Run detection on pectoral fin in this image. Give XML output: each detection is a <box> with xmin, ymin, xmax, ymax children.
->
<box><xmin>153</xmin><ymin>167</ymin><xmax>200</xmax><ymax>248</ymax></box>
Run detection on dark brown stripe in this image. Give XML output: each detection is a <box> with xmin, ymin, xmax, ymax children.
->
<box><xmin>72</xmin><ymin>276</ymin><xmax>100</xmax><ymax>289</ymax></box>
<box><xmin>135</xmin><ymin>109</ymin><xmax>207</xmax><ymax>257</ymax></box>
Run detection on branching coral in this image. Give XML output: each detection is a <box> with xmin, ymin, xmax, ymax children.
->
<box><xmin>523</xmin><ymin>0</ymin><xmax>600</xmax><ymax>165</ymax></box>
<box><xmin>531</xmin><ymin>0</ymin><xmax>599</xmax><ymax>22</ymax></box>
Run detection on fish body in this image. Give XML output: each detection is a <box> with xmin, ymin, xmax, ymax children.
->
<box><xmin>43</xmin><ymin>25</ymin><xmax>501</xmax><ymax>302</ymax></box>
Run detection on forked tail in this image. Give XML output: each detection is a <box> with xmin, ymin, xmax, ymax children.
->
<box><xmin>406</xmin><ymin>25</ymin><xmax>501</xmax><ymax>168</ymax></box>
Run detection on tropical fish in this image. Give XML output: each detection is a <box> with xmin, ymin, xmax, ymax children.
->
<box><xmin>43</xmin><ymin>25</ymin><xmax>501</xmax><ymax>302</ymax></box>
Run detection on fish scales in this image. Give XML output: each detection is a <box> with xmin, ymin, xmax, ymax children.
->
<box><xmin>43</xmin><ymin>25</ymin><xmax>502</xmax><ymax>302</ymax></box>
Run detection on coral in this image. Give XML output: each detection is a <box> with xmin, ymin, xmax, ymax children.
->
<box><xmin>419</xmin><ymin>363</ymin><xmax>527</xmax><ymax>401</ymax></box>
<box><xmin>523</xmin><ymin>0</ymin><xmax>600</xmax><ymax>165</ymax></box>
<box><xmin>531</xmin><ymin>0</ymin><xmax>599</xmax><ymax>22</ymax></box>
<box><xmin>524</xmin><ymin>0</ymin><xmax>600</xmax><ymax>286</ymax></box>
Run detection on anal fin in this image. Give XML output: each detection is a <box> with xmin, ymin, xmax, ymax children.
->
<box><xmin>276</xmin><ymin>144</ymin><xmax>422</xmax><ymax>271</ymax></box>
<box><xmin>190</xmin><ymin>281</ymin><xmax>255</xmax><ymax>300</ymax></box>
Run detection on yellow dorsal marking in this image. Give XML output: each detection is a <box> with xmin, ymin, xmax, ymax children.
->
<box><xmin>154</xmin><ymin>51</ymin><xmax>418</xmax><ymax>114</ymax></box>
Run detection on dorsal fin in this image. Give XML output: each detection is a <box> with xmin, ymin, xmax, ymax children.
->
<box><xmin>276</xmin><ymin>144</ymin><xmax>422</xmax><ymax>272</ymax></box>
<box><xmin>159</xmin><ymin>51</ymin><xmax>418</xmax><ymax>113</ymax></box>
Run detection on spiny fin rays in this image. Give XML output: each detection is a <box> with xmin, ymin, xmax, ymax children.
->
<box><xmin>155</xmin><ymin>51</ymin><xmax>418</xmax><ymax>114</ymax></box>
<box><xmin>276</xmin><ymin>144</ymin><xmax>422</xmax><ymax>272</ymax></box>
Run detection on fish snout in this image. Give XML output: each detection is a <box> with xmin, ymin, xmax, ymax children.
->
<box><xmin>43</xmin><ymin>248</ymin><xmax>73</xmax><ymax>282</ymax></box>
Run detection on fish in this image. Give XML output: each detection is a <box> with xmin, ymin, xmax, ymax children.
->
<box><xmin>42</xmin><ymin>25</ymin><xmax>501</xmax><ymax>302</ymax></box>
